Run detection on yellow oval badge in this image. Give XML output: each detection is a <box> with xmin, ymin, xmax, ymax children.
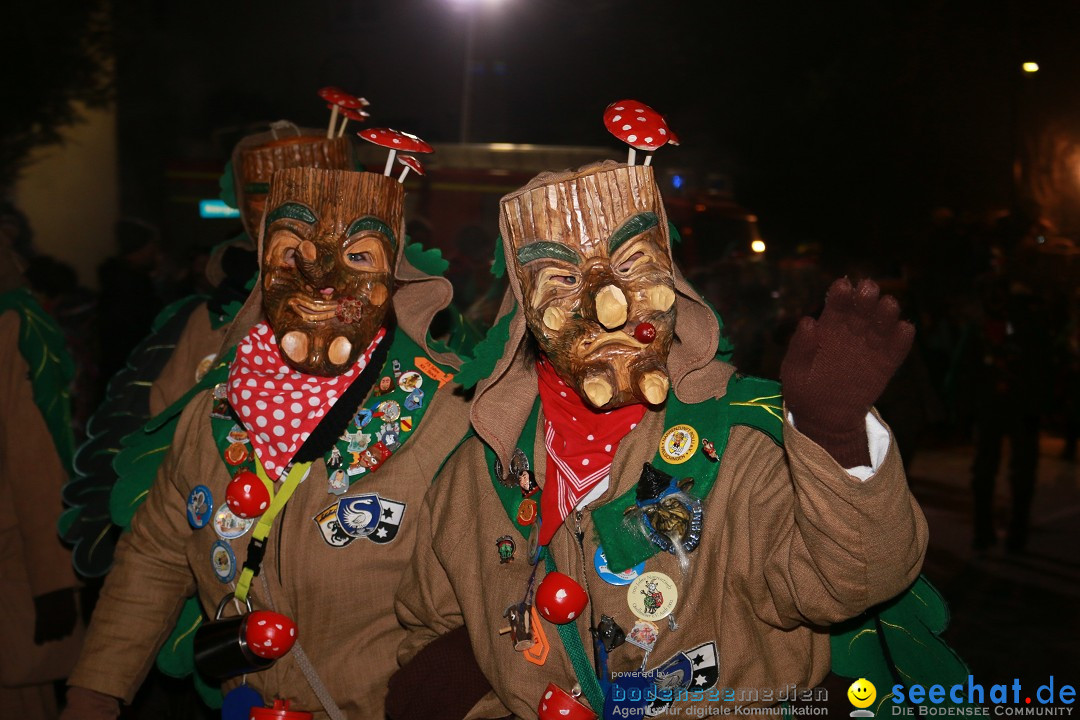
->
<box><xmin>659</xmin><ymin>424</ymin><xmax>699</xmax><ymax>464</ymax></box>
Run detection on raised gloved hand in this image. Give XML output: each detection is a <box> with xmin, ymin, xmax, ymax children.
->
<box><xmin>33</xmin><ymin>587</ymin><xmax>78</xmax><ymax>644</ymax></box>
<box><xmin>59</xmin><ymin>687</ymin><xmax>120</xmax><ymax>720</ymax></box>
<box><xmin>780</xmin><ymin>278</ymin><xmax>914</xmax><ymax>468</ymax></box>
<box><xmin>386</xmin><ymin>625</ymin><xmax>493</xmax><ymax>720</ymax></box>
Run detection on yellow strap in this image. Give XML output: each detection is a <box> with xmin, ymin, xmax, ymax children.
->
<box><xmin>234</xmin><ymin>458</ymin><xmax>311</xmax><ymax>602</ymax></box>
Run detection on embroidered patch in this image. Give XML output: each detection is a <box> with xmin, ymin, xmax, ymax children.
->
<box><xmin>645</xmin><ymin>641</ymin><xmax>719</xmax><ymax>715</ymax></box>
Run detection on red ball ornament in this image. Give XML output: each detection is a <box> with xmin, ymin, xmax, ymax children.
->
<box><xmin>226</xmin><ymin>471</ymin><xmax>271</xmax><ymax>519</ymax></box>
<box><xmin>537</xmin><ymin>683</ymin><xmax>597</xmax><ymax>720</ymax></box>
<box><xmin>634</xmin><ymin>322</ymin><xmax>656</xmax><ymax>344</ymax></box>
<box><xmin>250</xmin><ymin>699</ymin><xmax>313</xmax><ymax>720</ymax></box>
<box><xmin>535</xmin><ymin>571</ymin><xmax>588</xmax><ymax>625</ymax></box>
<box><xmin>244</xmin><ymin>611</ymin><xmax>297</xmax><ymax>659</ymax></box>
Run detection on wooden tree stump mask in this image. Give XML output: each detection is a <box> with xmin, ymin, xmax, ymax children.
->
<box><xmin>234</xmin><ymin>128</ymin><xmax>353</xmax><ymax>240</ymax></box>
<box><xmin>501</xmin><ymin>163</ymin><xmax>677</xmax><ymax>409</ymax></box>
<box><xmin>261</xmin><ymin>168</ymin><xmax>403</xmax><ymax>376</ymax></box>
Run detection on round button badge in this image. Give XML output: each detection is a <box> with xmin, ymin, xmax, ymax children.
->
<box><xmin>213</xmin><ymin>503</ymin><xmax>254</xmax><ymax>540</ymax></box>
<box><xmin>659</xmin><ymin>425</ymin><xmax>699</xmax><ymax>465</ymax></box>
<box><xmin>186</xmin><ymin>485</ymin><xmax>214</xmax><ymax>529</ymax></box>
<box><xmin>210</xmin><ymin>540</ymin><xmax>237</xmax><ymax>583</ymax></box>
<box><xmin>627</xmin><ymin>571</ymin><xmax>678</xmax><ymax>620</ymax></box>
<box><xmin>593</xmin><ymin>546</ymin><xmax>645</xmax><ymax>586</ymax></box>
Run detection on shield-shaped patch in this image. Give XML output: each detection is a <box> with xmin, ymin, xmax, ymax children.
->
<box><xmin>645</xmin><ymin>641</ymin><xmax>718</xmax><ymax>716</ymax></box>
<box><xmin>367</xmin><ymin>497</ymin><xmax>406</xmax><ymax>545</ymax></box>
<box><xmin>313</xmin><ymin>502</ymin><xmax>356</xmax><ymax>548</ymax></box>
<box><xmin>336</xmin><ymin>493</ymin><xmax>382</xmax><ymax>538</ymax></box>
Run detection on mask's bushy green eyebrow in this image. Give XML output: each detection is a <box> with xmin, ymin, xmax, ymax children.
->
<box><xmin>265</xmin><ymin>202</ymin><xmax>317</xmax><ymax>226</ymax></box>
<box><xmin>516</xmin><ymin>241</ymin><xmax>582</xmax><ymax>266</ymax></box>
<box><xmin>608</xmin><ymin>212</ymin><xmax>660</xmax><ymax>253</ymax></box>
<box><xmin>347</xmin><ymin>216</ymin><xmax>397</xmax><ymax>249</ymax></box>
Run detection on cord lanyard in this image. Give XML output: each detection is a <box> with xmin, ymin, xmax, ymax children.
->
<box><xmin>234</xmin><ymin>457</ymin><xmax>312</xmax><ymax>603</ymax></box>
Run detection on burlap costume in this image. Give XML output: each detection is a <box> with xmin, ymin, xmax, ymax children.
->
<box><xmin>396</xmin><ymin>164</ymin><xmax>928</xmax><ymax>718</ymax></box>
<box><xmin>69</xmin><ymin>169</ymin><xmax>470</xmax><ymax>719</ymax></box>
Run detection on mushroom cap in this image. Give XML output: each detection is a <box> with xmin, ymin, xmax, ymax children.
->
<box><xmin>666</xmin><ymin>126</ymin><xmax>680</xmax><ymax>146</ymax></box>
<box><xmin>397</xmin><ymin>154</ymin><xmax>426</xmax><ymax>176</ymax></box>
<box><xmin>340</xmin><ymin>107</ymin><xmax>371</xmax><ymax>121</ymax></box>
<box><xmin>318</xmin><ymin>86</ymin><xmax>347</xmax><ymax>102</ymax></box>
<box><xmin>358</xmin><ymin>127</ymin><xmax>434</xmax><ymax>154</ymax></box>
<box><xmin>333</xmin><ymin>93</ymin><xmax>367</xmax><ymax>110</ymax></box>
<box><xmin>603</xmin><ymin>99</ymin><xmax>670</xmax><ymax>151</ymax></box>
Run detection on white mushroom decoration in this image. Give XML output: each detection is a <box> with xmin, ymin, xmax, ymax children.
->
<box><xmin>396</xmin><ymin>155</ymin><xmax>425</xmax><ymax>183</ymax></box>
<box><xmin>357</xmin><ymin>128</ymin><xmax>434</xmax><ymax>176</ymax></box>
<box><xmin>603</xmin><ymin>99</ymin><xmax>672</xmax><ymax>166</ymax></box>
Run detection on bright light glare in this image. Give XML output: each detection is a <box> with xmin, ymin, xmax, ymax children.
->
<box><xmin>1022</xmin><ymin>62</ymin><xmax>1040</xmax><ymax>73</ymax></box>
<box><xmin>751</xmin><ymin>240</ymin><xmax>766</xmax><ymax>253</ymax></box>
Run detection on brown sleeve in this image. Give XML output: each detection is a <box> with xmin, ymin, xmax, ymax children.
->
<box><xmin>149</xmin><ymin>304</ymin><xmax>221</xmax><ymax>416</ymax></box>
<box><xmin>68</xmin><ymin>396</ymin><xmax>204</xmax><ymax>703</ymax></box>
<box><xmin>0</xmin><ymin>311</ymin><xmax>78</xmax><ymax>597</ymax></box>
<box><xmin>747</xmin><ymin>410</ymin><xmax>928</xmax><ymax>628</ymax></box>
<box><xmin>394</xmin><ymin>445</ymin><xmax>468</xmax><ymax>667</ymax></box>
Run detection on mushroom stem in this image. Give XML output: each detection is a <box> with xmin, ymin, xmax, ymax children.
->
<box><xmin>643</xmin><ymin>153</ymin><xmax>654</xmax><ymax>166</ymax></box>
<box><xmin>627</xmin><ymin>147</ymin><xmax>637</xmax><ymax>166</ymax></box>
<box><xmin>383</xmin><ymin>149</ymin><xmax>398</xmax><ymax>176</ymax></box>
<box><xmin>327</xmin><ymin>105</ymin><xmax>340</xmax><ymax>139</ymax></box>
<box><xmin>397</xmin><ymin>166</ymin><xmax>412</xmax><ymax>183</ymax></box>
<box><xmin>337</xmin><ymin>116</ymin><xmax>349</xmax><ymax>137</ymax></box>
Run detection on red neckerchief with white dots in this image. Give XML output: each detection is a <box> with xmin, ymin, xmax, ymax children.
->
<box><xmin>536</xmin><ymin>356</ymin><xmax>645</xmax><ymax>545</ymax></box>
<box><xmin>227</xmin><ymin>322</ymin><xmax>386</xmax><ymax>480</ymax></box>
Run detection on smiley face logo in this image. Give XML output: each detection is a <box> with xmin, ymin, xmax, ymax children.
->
<box><xmin>847</xmin><ymin>678</ymin><xmax>877</xmax><ymax>712</ymax></box>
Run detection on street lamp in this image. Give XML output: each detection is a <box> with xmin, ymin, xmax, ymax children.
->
<box><xmin>449</xmin><ymin>0</ymin><xmax>506</xmax><ymax>144</ymax></box>
<box><xmin>1022</xmin><ymin>61</ymin><xmax>1040</xmax><ymax>74</ymax></box>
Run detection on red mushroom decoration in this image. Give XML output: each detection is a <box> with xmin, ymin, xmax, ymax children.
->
<box><xmin>336</xmin><ymin>106</ymin><xmax>371</xmax><ymax>138</ymax></box>
<box><xmin>357</xmin><ymin>128</ymin><xmax>434</xmax><ymax>176</ymax></box>
<box><xmin>226</xmin><ymin>471</ymin><xmax>271</xmax><ymax>519</ymax></box>
<box><xmin>317</xmin><ymin>87</ymin><xmax>369</xmax><ymax>138</ymax></box>
<box><xmin>396</xmin><ymin>155</ymin><xmax>425</xmax><ymax>184</ymax></box>
<box><xmin>250</xmin><ymin>699</ymin><xmax>313</xmax><ymax>720</ymax></box>
<box><xmin>603</xmin><ymin>99</ymin><xmax>671</xmax><ymax>167</ymax></box>
<box><xmin>537</xmin><ymin>684</ymin><xmax>597</xmax><ymax>720</ymax></box>
<box><xmin>534</xmin><ymin>571</ymin><xmax>588</xmax><ymax>624</ymax></box>
<box><xmin>244</xmin><ymin>610</ymin><xmax>298</xmax><ymax>660</ymax></box>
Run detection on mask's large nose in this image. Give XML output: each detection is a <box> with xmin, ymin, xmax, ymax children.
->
<box><xmin>296</xmin><ymin>238</ymin><xmax>335</xmax><ymax>286</ymax></box>
<box><xmin>594</xmin><ymin>284</ymin><xmax>628</xmax><ymax>330</ymax></box>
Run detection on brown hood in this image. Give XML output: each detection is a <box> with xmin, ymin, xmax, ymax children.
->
<box><xmin>217</xmin><ymin>169</ymin><xmax>460</xmax><ymax>370</ymax></box>
<box><xmin>470</xmin><ymin>161</ymin><xmax>734</xmax><ymax>470</ymax></box>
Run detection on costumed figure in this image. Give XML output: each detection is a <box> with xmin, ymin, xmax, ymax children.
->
<box><xmin>62</xmin><ymin>131</ymin><xmax>471</xmax><ymax>719</ymax></box>
<box><xmin>60</xmin><ymin>122</ymin><xmax>358</xmax><ymax>583</ymax></box>
<box><xmin>0</xmin><ymin>232</ymin><xmax>82</xmax><ymax>720</ymax></box>
<box><xmin>393</xmin><ymin>102</ymin><xmax>965</xmax><ymax>720</ymax></box>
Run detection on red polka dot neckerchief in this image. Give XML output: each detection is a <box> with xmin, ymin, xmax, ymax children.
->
<box><xmin>227</xmin><ymin>322</ymin><xmax>386</xmax><ymax>480</ymax></box>
<box><xmin>535</xmin><ymin>356</ymin><xmax>645</xmax><ymax>546</ymax></box>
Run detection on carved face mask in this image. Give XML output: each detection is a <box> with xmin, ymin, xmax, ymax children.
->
<box><xmin>261</xmin><ymin>168</ymin><xmax>402</xmax><ymax>376</ymax></box>
<box><xmin>501</xmin><ymin>164</ymin><xmax>677</xmax><ymax>409</ymax></box>
<box><xmin>234</xmin><ymin>128</ymin><xmax>354</xmax><ymax>240</ymax></box>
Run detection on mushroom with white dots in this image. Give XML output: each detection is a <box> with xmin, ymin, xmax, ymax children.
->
<box><xmin>603</xmin><ymin>99</ymin><xmax>671</xmax><ymax>166</ymax></box>
<box><xmin>317</xmin><ymin>87</ymin><xmax>368</xmax><ymax>139</ymax></box>
<box><xmin>335</xmin><ymin>106</ymin><xmax>371</xmax><ymax>137</ymax></box>
<box><xmin>357</xmin><ymin>128</ymin><xmax>434</xmax><ymax>176</ymax></box>
<box><xmin>396</xmin><ymin>155</ymin><xmax>425</xmax><ymax>184</ymax></box>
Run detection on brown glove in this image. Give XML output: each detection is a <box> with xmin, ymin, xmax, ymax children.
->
<box><xmin>59</xmin><ymin>687</ymin><xmax>120</xmax><ymax>720</ymax></box>
<box><xmin>386</xmin><ymin>625</ymin><xmax>493</xmax><ymax>720</ymax></box>
<box><xmin>780</xmin><ymin>278</ymin><xmax>914</xmax><ymax>467</ymax></box>
<box><xmin>33</xmin><ymin>587</ymin><xmax>78</xmax><ymax>644</ymax></box>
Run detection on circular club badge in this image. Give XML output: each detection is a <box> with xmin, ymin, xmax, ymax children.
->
<box><xmin>627</xmin><ymin>571</ymin><xmax>679</xmax><ymax>620</ymax></box>
<box><xmin>593</xmin><ymin>546</ymin><xmax>644</xmax><ymax>586</ymax></box>
<box><xmin>210</xmin><ymin>540</ymin><xmax>237</xmax><ymax>583</ymax></box>
<box><xmin>397</xmin><ymin>371</ymin><xmax>423</xmax><ymax>393</ymax></box>
<box><xmin>659</xmin><ymin>425</ymin><xmax>699</xmax><ymax>465</ymax></box>
<box><xmin>213</xmin><ymin>503</ymin><xmax>254</xmax><ymax>540</ymax></box>
<box><xmin>186</xmin><ymin>485</ymin><xmax>214</xmax><ymax>529</ymax></box>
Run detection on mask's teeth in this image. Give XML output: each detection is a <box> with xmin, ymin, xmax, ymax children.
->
<box><xmin>328</xmin><ymin>336</ymin><xmax>353</xmax><ymax>365</ymax></box>
<box><xmin>582</xmin><ymin>375</ymin><xmax>613</xmax><ymax>408</ymax></box>
<box><xmin>281</xmin><ymin>330</ymin><xmax>310</xmax><ymax>363</ymax></box>
<box><xmin>637</xmin><ymin>370</ymin><xmax>670</xmax><ymax>405</ymax></box>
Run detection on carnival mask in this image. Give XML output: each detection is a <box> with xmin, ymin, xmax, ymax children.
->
<box><xmin>261</xmin><ymin>168</ymin><xmax>402</xmax><ymax>376</ymax></box>
<box><xmin>234</xmin><ymin>127</ymin><xmax>353</xmax><ymax>239</ymax></box>
<box><xmin>501</xmin><ymin>163</ymin><xmax>677</xmax><ymax>408</ymax></box>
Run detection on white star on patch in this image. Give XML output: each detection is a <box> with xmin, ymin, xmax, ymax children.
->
<box><xmin>695</xmin><ymin>674</ymin><xmax>707</xmax><ymax>686</ymax></box>
<box><xmin>376</xmin><ymin>527</ymin><xmax>388</xmax><ymax>538</ymax></box>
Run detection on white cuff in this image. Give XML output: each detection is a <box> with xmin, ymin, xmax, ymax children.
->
<box><xmin>788</xmin><ymin>411</ymin><xmax>891</xmax><ymax>481</ymax></box>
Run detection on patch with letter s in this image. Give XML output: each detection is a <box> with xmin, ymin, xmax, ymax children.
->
<box><xmin>313</xmin><ymin>493</ymin><xmax>406</xmax><ymax>547</ymax></box>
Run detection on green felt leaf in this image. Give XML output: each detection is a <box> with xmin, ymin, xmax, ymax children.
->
<box><xmin>491</xmin><ymin>235</ymin><xmax>506</xmax><ymax>279</ymax></box>
<box><xmin>667</xmin><ymin>220</ymin><xmax>683</xmax><ymax>246</ymax></box>
<box><xmin>156</xmin><ymin>596</ymin><xmax>203</xmax><ymax>677</ymax></box>
<box><xmin>831</xmin><ymin>576</ymin><xmax>970</xmax><ymax>712</ymax></box>
<box><xmin>454</xmin><ymin>305</ymin><xmax>514</xmax><ymax>388</ymax></box>
<box><xmin>404</xmin><ymin>239</ymin><xmax>449</xmax><ymax>277</ymax></box>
